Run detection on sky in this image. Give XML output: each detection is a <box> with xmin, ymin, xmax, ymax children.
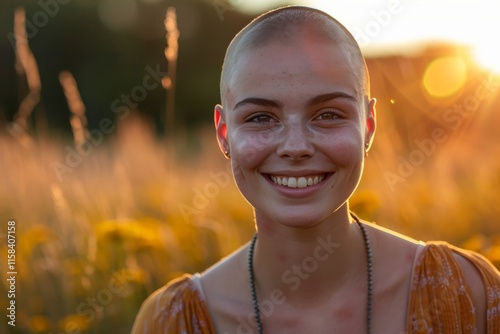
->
<box><xmin>230</xmin><ymin>0</ymin><xmax>500</xmax><ymax>72</ymax></box>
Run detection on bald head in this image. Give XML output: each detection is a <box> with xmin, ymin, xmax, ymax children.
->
<box><xmin>220</xmin><ymin>6</ymin><xmax>370</xmax><ymax>107</ymax></box>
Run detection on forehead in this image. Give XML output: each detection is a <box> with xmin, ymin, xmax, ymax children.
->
<box><xmin>225</xmin><ymin>37</ymin><xmax>363</xmax><ymax>108</ymax></box>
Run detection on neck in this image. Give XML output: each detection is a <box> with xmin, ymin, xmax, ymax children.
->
<box><xmin>252</xmin><ymin>208</ymin><xmax>367</xmax><ymax>305</ymax></box>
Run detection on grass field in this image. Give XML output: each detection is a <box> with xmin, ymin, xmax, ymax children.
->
<box><xmin>2</xmin><ymin>60</ymin><xmax>500</xmax><ymax>334</ymax></box>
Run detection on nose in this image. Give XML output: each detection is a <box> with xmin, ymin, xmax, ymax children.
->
<box><xmin>276</xmin><ymin>121</ymin><xmax>315</xmax><ymax>160</ymax></box>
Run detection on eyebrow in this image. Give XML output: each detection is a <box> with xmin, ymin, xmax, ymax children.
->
<box><xmin>308</xmin><ymin>92</ymin><xmax>357</xmax><ymax>105</ymax></box>
<box><xmin>233</xmin><ymin>97</ymin><xmax>282</xmax><ymax>110</ymax></box>
<box><xmin>233</xmin><ymin>92</ymin><xmax>357</xmax><ymax>110</ymax></box>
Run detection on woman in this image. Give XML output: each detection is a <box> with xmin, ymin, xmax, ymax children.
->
<box><xmin>132</xmin><ymin>6</ymin><xmax>500</xmax><ymax>333</ymax></box>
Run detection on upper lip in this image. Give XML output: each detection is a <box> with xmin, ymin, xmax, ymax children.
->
<box><xmin>262</xmin><ymin>170</ymin><xmax>331</xmax><ymax>177</ymax></box>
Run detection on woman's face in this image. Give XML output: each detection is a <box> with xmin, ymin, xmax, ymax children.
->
<box><xmin>216</xmin><ymin>37</ymin><xmax>375</xmax><ymax>228</ymax></box>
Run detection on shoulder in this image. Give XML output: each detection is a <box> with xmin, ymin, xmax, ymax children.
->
<box><xmin>363</xmin><ymin>221</ymin><xmax>421</xmax><ymax>266</ymax></box>
<box><xmin>363</xmin><ymin>222</ymin><xmax>500</xmax><ymax>330</ymax></box>
<box><xmin>200</xmin><ymin>240</ymin><xmax>250</xmax><ymax>292</ymax></box>
<box><xmin>419</xmin><ymin>241</ymin><xmax>500</xmax><ymax>289</ymax></box>
<box><xmin>414</xmin><ymin>242</ymin><xmax>500</xmax><ymax>332</ymax></box>
<box><xmin>359</xmin><ymin>222</ymin><xmax>422</xmax><ymax>291</ymax></box>
<box><xmin>363</xmin><ymin>220</ymin><xmax>420</xmax><ymax>246</ymax></box>
<box><xmin>199</xmin><ymin>241</ymin><xmax>251</xmax><ymax>307</ymax></box>
<box><xmin>131</xmin><ymin>274</ymin><xmax>215</xmax><ymax>334</ymax></box>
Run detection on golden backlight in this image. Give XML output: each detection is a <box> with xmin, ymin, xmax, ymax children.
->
<box><xmin>302</xmin><ymin>0</ymin><xmax>500</xmax><ymax>77</ymax></box>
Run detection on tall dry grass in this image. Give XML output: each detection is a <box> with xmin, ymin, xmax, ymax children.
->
<box><xmin>1</xmin><ymin>107</ymin><xmax>499</xmax><ymax>332</ymax></box>
<box><xmin>0</xmin><ymin>116</ymin><xmax>258</xmax><ymax>333</ymax></box>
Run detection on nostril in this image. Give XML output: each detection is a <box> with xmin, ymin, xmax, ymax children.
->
<box><xmin>275</xmin><ymin>125</ymin><xmax>315</xmax><ymax>159</ymax></box>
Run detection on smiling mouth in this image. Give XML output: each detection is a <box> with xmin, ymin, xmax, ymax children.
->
<box><xmin>268</xmin><ymin>174</ymin><xmax>327</xmax><ymax>188</ymax></box>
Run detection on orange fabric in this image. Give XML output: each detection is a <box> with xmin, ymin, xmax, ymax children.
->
<box><xmin>407</xmin><ymin>242</ymin><xmax>500</xmax><ymax>334</ymax></box>
<box><xmin>132</xmin><ymin>243</ymin><xmax>500</xmax><ymax>333</ymax></box>
<box><xmin>131</xmin><ymin>274</ymin><xmax>216</xmax><ymax>334</ymax></box>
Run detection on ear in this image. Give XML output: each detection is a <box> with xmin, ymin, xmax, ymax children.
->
<box><xmin>365</xmin><ymin>98</ymin><xmax>376</xmax><ymax>151</ymax></box>
<box><xmin>214</xmin><ymin>104</ymin><xmax>229</xmax><ymax>158</ymax></box>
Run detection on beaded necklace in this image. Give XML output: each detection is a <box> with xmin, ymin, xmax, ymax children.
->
<box><xmin>247</xmin><ymin>213</ymin><xmax>373</xmax><ymax>333</ymax></box>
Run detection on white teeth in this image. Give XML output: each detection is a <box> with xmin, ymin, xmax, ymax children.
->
<box><xmin>271</xmin><ymin>174</ymin><xmax>326</xmax><ymax>188</ymax></box>
<box><xmin>297</xmin><ymin>177</ymin><xmax>307</xmax><ymax>188</ymax></box>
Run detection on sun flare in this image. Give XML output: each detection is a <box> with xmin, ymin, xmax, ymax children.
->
<box><xmin>303</xmin><ymin>0</ymin><xmax>500</xmax><ymax>69</ymax></box>
<box><xmin>473</xmin><ymin>43</ymin><xmax>500</xmax><ymax>75</ymax></box>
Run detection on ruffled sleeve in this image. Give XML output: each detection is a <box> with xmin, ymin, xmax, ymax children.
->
<box><xmin>131</xmin><ymin>274</ymin><xmax>216</xmax><ymax>334</ymax></box>
<box><xmin>406</xmin><ymin>241</ymin><xmax>500</xmax><ymax>333</ymax></box>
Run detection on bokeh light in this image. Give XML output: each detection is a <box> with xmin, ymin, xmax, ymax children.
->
<box><xmin>422</xmin><ymin>57</ymin><xmax>467</xmax><ymax>98</ymax></box>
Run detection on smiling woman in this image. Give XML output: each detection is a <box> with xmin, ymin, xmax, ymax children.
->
<box><xmin>216</xmin><ymin>26</ymin><xmax>372</xmax><ymax>225</ymax></box>
<box><xmin>131</xmin><ymin>5</ymin><xmax>500</xmax><ymax>334</ymax></box>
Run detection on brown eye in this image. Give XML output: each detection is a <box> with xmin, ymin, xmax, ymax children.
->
<box><xmin>317</xmin><ymin>111</ymin><xmax>340</xmax><ymax>120</ymax></box>
<box><xmin>248</xmin><ymin>114</ymin><xmax>275</xmax><ymax>124</ymax></box>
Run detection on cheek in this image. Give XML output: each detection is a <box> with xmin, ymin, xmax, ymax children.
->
<box><xmin>229</xmin><ymin>130</ymin><xmax>274</xmax><ymax>168</ymax></box>
<box><xmin>341</xmin><ymin>140</ymin><xmax>363</xmax><ymax>162</ymax></box>
<box><xmin>228</xmin><ymin>132</ymin><xmax>271</xmax><ymax>200</ymax></box>
<box><xmin>323</xmin><ymin>131</ymin><xmax>363</xmax><ymax>164</ymax></box>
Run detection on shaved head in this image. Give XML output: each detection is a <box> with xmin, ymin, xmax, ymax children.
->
<box><xmin>220</xmin><ymin>6</ymin><xmax>370</xmax><ymax>108</ymax></box>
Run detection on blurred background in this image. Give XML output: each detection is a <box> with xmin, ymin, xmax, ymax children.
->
<box><xmin>1</xmin><ymin>0</ymin><xmax>499</xmax><ymax>332</ymax></box>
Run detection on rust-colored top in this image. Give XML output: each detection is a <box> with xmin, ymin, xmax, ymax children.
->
<box><xmin>132</xmin><ymin>242</ymin><xmax>500</xmax><ymax>333</ymax></box>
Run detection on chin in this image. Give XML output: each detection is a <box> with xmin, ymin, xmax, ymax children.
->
<box><xmin>256</xmin><ymin>205</ymin><xmax>341</xmax><ymax>230</ymax></box>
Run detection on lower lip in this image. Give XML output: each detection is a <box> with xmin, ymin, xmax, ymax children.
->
<box><xmin>264</xmin><ymin>174</ymin><xmax>332</xmax><ymax>197</ymax></box>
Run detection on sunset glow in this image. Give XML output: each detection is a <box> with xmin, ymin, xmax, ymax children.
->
<box><xmin>238</xmin><ymin>0</ymin><xmax>500</xmax><ymax>75</ymax></box>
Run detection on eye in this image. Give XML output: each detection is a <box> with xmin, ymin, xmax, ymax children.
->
<box><xmin>316</xmin><ymin>111</ymin><xmax>341</xmax><ymax>121</ymax></box>
<box><xmin>247</xmin><ymin>113</ymin><xmax>276</xmax><ymax>124</ymax></box>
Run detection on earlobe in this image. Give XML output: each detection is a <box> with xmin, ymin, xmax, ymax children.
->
<box><xmin>214</xmin><ymin>104</ymin><xmax>229</xmax><ymax>158</ymax></box>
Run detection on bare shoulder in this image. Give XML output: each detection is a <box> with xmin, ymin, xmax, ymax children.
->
<box><xmin>200</xmin><ymin>241</ymin><xmax>250</xmax><ymax>303</ymax></box>
<box><xmin>351</xmin><ymin>221</ymin><xmax>421</xmax><ymax>332</ymax></box>
<box><xmin>363</xmin><ymin>221</ymin><xmax>421</xmax><ymax>261</ymax></box>
<box><xmin>201</xmin><ymin>241</ymin><xmax>249</xmax><ymax>285</ymax></box>
<box><xmin>367</xmin><ymin>220</ymin><xmax>488</xmax><ymax>332</ymax></box>
<box><xmin>361</xmin><ymin>222</ymin><xmax>420</xmax><ymax>300</ymax></box>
